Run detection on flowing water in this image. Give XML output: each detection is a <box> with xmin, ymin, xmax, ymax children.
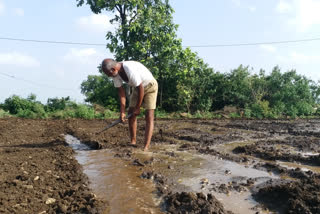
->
<box><xmin>66</xmin><ymin>135</ymin><xmax>282</xmax><ymax>214</ymax></box>
<box><xmin>65</xmin><ymin>135</ymin><xmax>162</xmax><ymax>214</ymax></box>
<box><xmin>146</xmin><ymin>144</ymin><xmax>278</xmax><ymax>214</ymax></box>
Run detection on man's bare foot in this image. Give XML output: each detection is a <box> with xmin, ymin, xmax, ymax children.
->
<box><xmin>130</xmin><ymin>141</ymin><xmax>136</xmax><ymax>145</ymax></box>
<box><xmin>143</xmin><ymin>147</ymin><xmax>149</xmax><ymax>152</ymax></box>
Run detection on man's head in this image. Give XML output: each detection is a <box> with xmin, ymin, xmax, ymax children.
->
<box><xmin>101</xmin><ymin>58</ymin><xmax>119</xmax><ymax>77</ymax></box>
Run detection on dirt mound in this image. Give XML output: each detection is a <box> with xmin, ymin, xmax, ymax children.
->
<box><xmin>164</xmin><ymin>192</ymin><xmax>233</xmax><ymax>214</ymax></box>
<box><xmin>0</xmin><ymin>118</ymin><xmax>105</xmax><ymax>213</ymax></box>
<box><xmin>2</xmin><ymin>118</ymin><xmax>320</xmax><ymax>213</ymax></box>
<box><xmin>253</xmin><ymin>177</ymin><xmax>320</xmax><ymax>214</ymax></box>
<box><xmin>233</xmin><ymin>140</ymin><xmax>320</xmax><ymax>166</ymax></box>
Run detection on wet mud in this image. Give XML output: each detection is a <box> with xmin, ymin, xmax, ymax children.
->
<box><xmin>0</xmin><ymin>118</ymin><xmax>105</xmax><ymax>214</ymax></box>
<box><xmin>1</xmin><ymin>118</ymin><xmax>320</xmax><ymax>213</ymax></box>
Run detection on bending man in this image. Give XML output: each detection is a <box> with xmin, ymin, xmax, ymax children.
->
<box><xmin>101</xmin><ymin>58</ymin><xmax>158</xmax><ymax>151</ymax></box>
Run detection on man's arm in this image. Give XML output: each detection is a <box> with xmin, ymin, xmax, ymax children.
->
<box><xmin>134</xmin><ymin>83</ymin><xmax>144</xmax><ymax>115</ymax></box>
<box><xmin>118</xmin><ymin>86</ymin><xmax>126</xmax><ymax>121</ymax></box>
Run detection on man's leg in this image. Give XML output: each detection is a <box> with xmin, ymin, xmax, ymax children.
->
<box><xmin>128</xmin><ymin>107</ymin><xmax>137</xmax><ymax>145</ymax></box>
<box><xmin>144</xmin><ymin>109</ymin><xmax>154</xmax><ymax>151</ymax></box>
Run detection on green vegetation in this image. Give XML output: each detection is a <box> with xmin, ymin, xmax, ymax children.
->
<box><xmin>73</xmin><ymin>0</ymin><xmax>320</xmax><ymax>119</ymax></box>
<box><xmin>78</xmin><ymin>64</ymin><xmax>320</xmax><ymax>119</ymax></box>
<box><xmin>0</xmin><ymin>95</ymin><xmax>116</xmax><ymax>119</ymax></box>
<box><xmin>0</xmin><ymin>109</ymin><xmax>11</xmax><ymax>118</ymax></box>
<box><xmin>1</xmin><ymin>67</ymin><xmax>319</xmax><ymax>120</ymax></box>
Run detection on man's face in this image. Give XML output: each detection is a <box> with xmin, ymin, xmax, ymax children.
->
<box><xmin>103</xmin><ymin>67</ymin><xmax>118</xmax><ymax>77</ymax></box>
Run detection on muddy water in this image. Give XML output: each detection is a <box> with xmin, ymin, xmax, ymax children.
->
<box><xmin>178</xmin><ymin>156</ymin><xmax>277</xmax><ymax>214</ymax></box>
<box><xmin>277</xmin><ymin>160</ymin><xmax>320</xmax><ymax>173</ymax></box>
<box><xmin>65</xmin><ymin>135</ymin><xmax>163</xmax><ymax>214</ymax></box>
<box><xmin>66</xmin><ymin>135</ymin><xmax>280</xmax><ymax>214</ymax></box>
<box><xmin>136</xmin><ymin>144</ymin><xmax>278</xmax><ymax>214</ymax></box>
<box><xmin>216</xmin><ymin>139</ymin><xmax>320</xmax><ymax>174</ymax></box>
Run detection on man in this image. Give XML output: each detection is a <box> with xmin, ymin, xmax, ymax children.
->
<box><xmin>101</xmin><ymin>58</ymin><xmax>158</xmax><ymax>151</ymax></box>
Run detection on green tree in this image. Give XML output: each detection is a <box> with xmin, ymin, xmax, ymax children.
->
<box><xmin>248</xmin><ymin>70</ymin><xmax>268</xmax><ymax>104</ymax></box>
<box><xmin>45</xmin><ymin>96</ymin><xmax>72</xmax><ymax>112</ymax></box>
<box><xmin>166</xmin><ymin>48</ymin><xmax>216</xmax><ymax>112</ymax></box>
<box><xmin>3</xmin><ymin>94</ymin><xmax>47</xmax><ymax>118</ymax></box>
<box><xmin>80</xmin><ymin>74</ymin><xmax>118</xmax><ymax>111</ymax></box>
<box><xmin>265</xmin><ymin>67</ymin><xmax>315</xmax><ymax>116</ymax></box>
<box><xmin>76</xmin><ymin>0</ymin><xmax>184</xmax><ymax>110</ymax></box>
<box><xmin>212</xmin><ymin>65</ymin><xmax>252</xmax><ymax>109</ymax></box>
<box><xmin>78</xmin><ymin>0</ymin><xmax>218</xmax><ymax>111</ymax></box>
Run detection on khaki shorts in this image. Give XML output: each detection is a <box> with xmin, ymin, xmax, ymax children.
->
<box><xmin>129</xmin><ymin>79</ymin><xmax>158</xmax><ymax>110</ymax></box>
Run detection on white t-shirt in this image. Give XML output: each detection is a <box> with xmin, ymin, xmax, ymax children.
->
<box><xmin>112</xmin><ymin>61</ymin><xmax>155</xmax><ymax>88</ymax></box>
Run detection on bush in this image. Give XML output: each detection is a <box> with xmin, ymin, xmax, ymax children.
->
<box><xmin>2</xmin><ymin>95</ymin><xmax>47</xmax><ymax>118</ymax></box>
<box><xmin>45</xmin><ymin>96</ymin><xmax>72</xmax><ymax>112</ymax></box>
<box><xmin>16</xmin><ymin>109</ymin><xmax>37</xmax><ymax>119</ymax></box>
<box><xmin>286</xmin><ymin>106</ymin><xmax>298</xmax><ymax>118</ymax></box>
<box><xmin>250</xmin><ymin>103</ymin><xmax>264</xmax><ymax>119</ymax></box>
<box><xmin>229</xmin><ymin>112</ymin><xmax>241</xmax><ymax>118</ymax></box>
<box><xmin>248</xmin><ymin>100</ymin><xmax>280</xmax><ymax>119</ymax></box>
<box><xmin>48</xmin><ymin>109</ymin><xmax>75</xmax><ymax>119</ymax></box>
<box><xmin>16</xmin><ymin>104</ymin><xmax>47</xmax><ymax>119</ymax></box>
<box><xmin>155</xmin><ymin>109</ymin><xmax>170</xmax><ymax>118</ymax></box>
<box><xmin>32</xmin><ymin>103</ymin><xmax>47</xmax><ymax>118</ymax></box>
<box><xmin>244</xmin><ymin>105</ymin><xmax>252</xmax><ymax>118</ymax></box>
<box><xmin>296</xmin><ymin>101</ymin><xmax>314</xmax><ymax>116</ymax></box>
<box><xmin>271</xmin><ymin>102</ymin><xmax>285</xmax><ymax>118</ymax></box>
<box><xmin>75</xmin><ymin>104</ymin><xmax>95</xmax><ymax>119</ymax></box>
<box><xmin>103</xmin><ymin>109</ymin><xmax>118</xmax><ymax>119</ymax></box>
<box><xmin>3</xmin><ymin>95</ymin><xmax>32</xmax><ymax>114</ymax></box>
<box><xmin>0</xmin><ymin>109</ymin><xmax>11</xmax><ymax>118</ymax></box>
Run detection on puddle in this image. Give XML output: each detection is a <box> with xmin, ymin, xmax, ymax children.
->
<box><xmin>65</xmin><ymin>135</ymin><xmax>281</xmax><ymax>214</ymax></box>
<box><xmin>177</xmin><ymin>155</ymin><xmax>278</xmax><ymax>214</ymax></box>
<box><xmin>183</xmin><ymin>155</ymin><xmax>278</xmax><ymax>184</ymax></box>
<box><xmin>274</xmin><ymin>144</ymin><xmax>320</xmax><ymax>157</ymax></box>
<box><xmin>298</xmin><ymin>152</ymin><xmax>320</xmax><ymax>157</ymax></box>
<box><xmin>277</xmin><ymin>160</ymin><xmax>320</xmax><ymax>174</ymax></box>
<box><xmin>135</xmin><ymin>144</ymin><xmax>279</xmax><ymax>214</ymax></box>
<box><xmin>214</xmin><ymin>140</ymin><xmax>257</xmax><ymax>153</ymax></box>
<box><xmin>65</xmin><ymin>135</ymin><xmax>163</xmax><ymax>214</ymax></box>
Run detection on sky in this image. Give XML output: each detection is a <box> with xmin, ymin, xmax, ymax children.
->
<box><xmin>1</xmin><ymin>0</ymin><xmax>320</xmax><ymax>103</ymax></box>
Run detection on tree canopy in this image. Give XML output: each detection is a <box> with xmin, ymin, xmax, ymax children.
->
<box><xmin>76</xmin><ymin>0</ymin><xmax>320</xmax><ymax>117</ymax></box>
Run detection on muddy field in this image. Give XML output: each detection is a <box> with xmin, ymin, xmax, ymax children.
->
<box><xmin>0</xmin><ymin>118</ymin><xmax>320</xmax><ymax>214</ymax></box>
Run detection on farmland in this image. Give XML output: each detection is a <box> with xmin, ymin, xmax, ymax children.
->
<box><xmin>0</xmin><ymin>118</ymin><xmax>319</xmax><ymax>213</ymax></box>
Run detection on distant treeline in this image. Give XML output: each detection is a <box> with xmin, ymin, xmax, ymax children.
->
<box><xmin>1</xmin><ymin>65</ymin><xmax>320</xmax><ymax>119</ymax></box>
<box><xmin>80</xmin><ymin>65</ymin><xmax>320</xmax><ymax>119</ymax></box>
<box><xmin>0</xmin><ymin>95</ymin><xmax>116</xmax><ymax>119</ymax></box>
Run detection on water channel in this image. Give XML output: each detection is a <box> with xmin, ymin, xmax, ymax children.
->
<box><xmin>66</xmin><ymin>135</ymin><xmax>283</xmax><ymax>214</ymax></box>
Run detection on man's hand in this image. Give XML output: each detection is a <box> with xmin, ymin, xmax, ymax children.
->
<box><xmin>120</xmin><ymin>112</ymin><xmax>126</xmax><ymax>122</ymax></box>
<box><xmin>133</xmin><ymin>107</ymin><xmax>140</xmax><ymax>116</ymax></box>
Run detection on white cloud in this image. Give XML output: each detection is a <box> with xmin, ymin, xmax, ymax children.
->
<box><xmin>0</xmin><ymin>0</ymin><xmax>5</xmax><ymax>15</ymax></box>
<box><xmin>275</xmin><ymin>0</ymin><xmax>320</xmax><ymax>32</ymax></box>
<box><xmin>231</xmin><ymin>0</ymin><xmax>241</xmax><ymax>7</ymax></box>
<box><xmin>13</xmin><ymin>8</ymin><xmax>24</xmax><ymax>16</ymax></box>
<box><xmin>277</xmin><ymin>51</ymin><xmax>320</xmax><ymax>64</ymax></box>
<box><xmin>294</xmin><ymin>0</ymin><xmax>320</xmax><ymax>32</ymax></box>
<box><xmin>63</xmin><ymin>48</ymin><xmax>105</xmax><ymax>65</ymax></box>
<box><xmin>290</xmin><ymin>51</ymin><xmax>320</xmax><ymax>64</ymax></box>
<box><xmin>0</xmin><ymin>52</ymin><xmax>40</xmax><ymax>67</ymax></box>
<box><xmin>248</xmin><ymin>6</ymin><xmax>256</xmax><ymax>12</ymax></box>
<box><xmin>276</xmin><ymin>0</ymin><xmax>293</xmax><ymax>13</ymax></box>
<box><xmin>231</xmin><ymin>0</ymin><xmax>256</xmax><ymax>12</ymax></box>
<box><xmin>75</xmin><ymin>14</ymin><xmax>112</xmax><ymax>33</ymax></box>
<box><xmin>259</xmin><ymin>44</ymin><xmax>277</xmax><ymax>53</ymax></box>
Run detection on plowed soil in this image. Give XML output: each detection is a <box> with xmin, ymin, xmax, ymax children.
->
<box><xmin>1</xmin><ymin>118</ymin><xmax>320</xmax><ymax>214</ymax></box>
